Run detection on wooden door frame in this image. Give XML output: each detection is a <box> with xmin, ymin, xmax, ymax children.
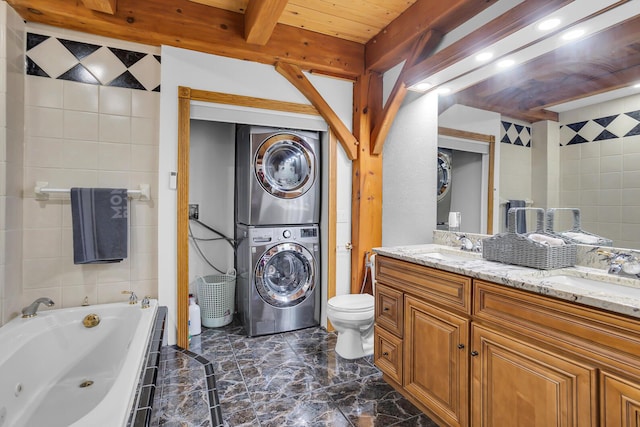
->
<box><xmin>438</xmin><ymin>126</ymin><xmax>495</xmax><ymax>234</ymax></box>
<box><xmin>176</xmin><ymin>86</ymin><xmax>338</xmax><ymax>348</ymax></box>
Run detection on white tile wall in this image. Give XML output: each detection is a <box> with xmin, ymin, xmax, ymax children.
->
<box><xmin>559</xmin><ymin>94</ymin><xmax>640</xmax><ymax>249</ymax></box>
<box><xmin>63</xmin><ymin>81</ymin><xmax>98</xmax><ymax>112</ymax></box>
<box><xmin>21</xmin><ymin>25</ymin><xmax>160</xmax><ymax>311</ymax></box>
<box><xmin>1</xmin><ymin>3</ymin><xmax>24</xmax><ymax>325</ymax></box>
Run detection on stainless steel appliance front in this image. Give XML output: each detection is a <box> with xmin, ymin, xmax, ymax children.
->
<box><xmin>236</xmin><ymin>125</ymin><xmax>321</xmax><ymax>226</ymax></box>
<box><xmin>236</xmin><ymin>224</ymin><xmax>320</xmax><ymax>336</ymax></box>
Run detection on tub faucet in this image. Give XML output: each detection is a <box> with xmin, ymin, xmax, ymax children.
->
<box><xmin>21</xmin><ymin>297</ymin><xmax>55</xmax><ymax>318</ymax></box>
<box><xmin>121</xmin><ymin>290</ymin><xmax>138</xmax><ymax>304</ymax></box>
<box><xmin>141</xmin><ymin>296</ymin><xmax>151</xmax><ymax>309</ymax></box>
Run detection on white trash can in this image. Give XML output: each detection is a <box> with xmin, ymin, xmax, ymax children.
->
<box><xmin>195</xmin><ymin>270</ymin><xmax>236</xmax><ymax>328</ymax></box>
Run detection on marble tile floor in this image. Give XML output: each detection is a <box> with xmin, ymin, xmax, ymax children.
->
<box><xmin>150</xmin><ymin>319</ymin><xmax>438</xmax><ymax>426</ymax></box>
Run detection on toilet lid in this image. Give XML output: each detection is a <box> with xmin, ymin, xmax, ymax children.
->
<box><xmin>328</xmin><ymin>294</ymin><xmax>374</xmax><ymax>312</ymax></box>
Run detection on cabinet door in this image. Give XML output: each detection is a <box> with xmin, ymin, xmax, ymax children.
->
<box><xmin>601</xmin><ymin>371</ymin><xmax>640</xmax><ymax>427</ymax></box>
<box><xmin>404</xmin><ymin>295</ymin><xmax>469</xmax><ymax>427</ymax></box>
<box><xmin>471</xmin><ymin>324</ymin><xmax>597</xmax><ymax>427</ymax></box>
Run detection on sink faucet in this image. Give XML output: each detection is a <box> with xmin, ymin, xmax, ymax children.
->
<box><xmin>459</xmin><ymin>235</ymin><xmax>482</xmax><ymax>252</ymax></box>
<box><xmin>21</xmin><ymin>297</ymin><xmax>55</xmax><ymax>318</ymax></box>
<box><xmin>597</xmin><ymin>249</ymin><xmax>640</xmax><ymax>278</ymax></box>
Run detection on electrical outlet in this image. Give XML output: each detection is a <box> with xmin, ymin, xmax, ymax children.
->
<box><xmin>189</xmin><ymin>204</ymin><xmax>199</xmax><ymax>220</ymax></box>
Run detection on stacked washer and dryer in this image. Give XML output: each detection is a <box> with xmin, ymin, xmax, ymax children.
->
<box><xmin>235</xmin><ymin>125</ymin><xmax>321</xmax><ymax>337</ymax></box>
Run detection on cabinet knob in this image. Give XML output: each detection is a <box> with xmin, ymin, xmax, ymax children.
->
<box><xmin>470</xmin><ymin>351</ymin><xmax>479</xmax><ymax>357</ymax></box>
<box><xmin>457</xmin><ymin>344</ymin><xmax>465</xmax><ymax>349</ymax></box>
<box><xmin>383</xmin><ymin>352</ymin><xmax>389</xmax><ymax>356</ymax></box>
<box><xmin>383</xmin><ymin>307</ymin><xmax>389</xmax><ymax>311</ymax></box>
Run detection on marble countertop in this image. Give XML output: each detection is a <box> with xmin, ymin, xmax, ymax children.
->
<box><xmin>373</xmin><ymin>244</ymin><xmax>640</xmax><ymax>320</ymax></box>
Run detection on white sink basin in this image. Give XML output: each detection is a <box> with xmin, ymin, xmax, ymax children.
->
<box><xmin>536</xmin><ymin>274</ymin><xmax>640</xmax><ymax>297</ymax></box>
<box><xmin>544</xmin><ymin>275</ymin><xmax>611</xmax><ymax>291</ymax></box>
<box><xmin>416</xmin><ymin>251</ymin><xmax>480</xmax><ymax>262</ymax></box>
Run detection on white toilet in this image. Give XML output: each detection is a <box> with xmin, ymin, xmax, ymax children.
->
<box><xmin>327</xmin><ymin>293</ymin><xmax>375</xmax><ymax>359</ymax></box>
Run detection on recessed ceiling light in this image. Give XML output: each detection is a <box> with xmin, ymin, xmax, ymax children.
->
<box><xmin>562</xmin><ymin>28</ymin><xmax>586</xmax><ymax>40</ymax></box>
<box><xmin>437</xmin><ymin>87</ymin><xmax>451</xmax><ymax>95</ymax></box>
<box><xmin>497</xmin><ymin>59</ymin><xmax>515</xmax><ymax>68</ymax></box>
<box><xmin>537</xmin><ymin>18</ymin><xmax>561</xmax><ymax>31</ymax></box>
<box><xmin>475</xmin><ymin>52</ymin><xmax>494</xmax><ymax>62</ymax></box>
<box><xmin>410</xmin><ymin>82</ymin><xmax>433</xmax><ymax>92</ymax></box>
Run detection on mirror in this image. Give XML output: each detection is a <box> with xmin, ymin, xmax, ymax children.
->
<box><xmin>436</xmin><ymin>127</ymin><xmax>495</xmax><ymax>236</ymax></box>
<box><xmin>435</xmin><ymin>4</ymin><xmax>640</xmax><ymax>250</ymax></box>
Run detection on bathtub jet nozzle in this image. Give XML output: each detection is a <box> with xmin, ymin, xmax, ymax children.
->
<box><xmin>21</xmin><ymin>297</ymin><xmax>55</xmax><ymax>318</ymax></box>
<box><xmin>83</xmin><ymin>313</ymin><xmax>101</xmax><ymax>328</ymax></box>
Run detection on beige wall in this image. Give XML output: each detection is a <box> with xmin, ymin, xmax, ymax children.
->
<box><xmin>499</xmin><ymin>141</ymin><xmax>532</xmax><ymax>232</ymax></box>
<box><xmin>0</xmin><ymin>4</ymin><xmax>25</xmax><ymax>325</ymax></box>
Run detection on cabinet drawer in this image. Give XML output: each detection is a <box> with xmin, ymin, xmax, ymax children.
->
<box><xmin>376</xmin><ymin>255</ymin><xmax>471</xmax><ymax>314</ymax></box>
<box><xmin>375</xmin><ymin>283</ymin><xmax>403</xmax><ymax>337</ymax></box>
<box><xmin>374</xmin><ymin>325</ymin><xmax>403</xmax><ymax>385</ymax></box>
<box><xmin>473</xmin><ymin>280</ymin><xmax>640</xmax><ymax>371</ymax></box>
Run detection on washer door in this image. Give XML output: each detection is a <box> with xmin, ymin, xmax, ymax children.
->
<box><xmin>437</xmin><ymin>150</ymin><xmax>452</xmax><ymax>201</ymax></box>
<box><xmin>254</xmin><ymin>133</ymin><xmax>315</xmax><ymax>199</ymax></box>
<box><xmin>255</xmin><ymin>243</ymin><xmax>316</xmax><ymax>307</ymax></box>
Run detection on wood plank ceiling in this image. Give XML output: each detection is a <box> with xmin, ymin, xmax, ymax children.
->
<box><xmin>439</xmin><ymin>12</ymin><xmax>640</xmax><ymax>123</ymax></box>
<box><xmin>190</xmin><ymin>0</ymin><xmax>419</xmax><ymax>44</ymax></box>
<box><xmin>8</xmin><ymin>0</ymin><xmax>634</xmax><ymax>122</ymax></box>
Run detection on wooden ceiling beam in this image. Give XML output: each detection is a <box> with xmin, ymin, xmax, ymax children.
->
<box><xmin>80</xmin><ymin>0</ymin><xmax>117</xmax><ymax>14</ymax></box>
<box><xmin>350</xmin><ymin>71</ymin><xmax>382</xmax><ymax>294</ymax></box>
<box><xmin>7</xmin><ymin>0</ymin><xmax>364</xmax><ymax>78</ymax></box>
<box><xmin>275</xmin><ymin>61</ymin><xmax>359</xmax><ymax>160</ymax></box>
<box><xmin>404</xmin><ymin>0</ymin><xmax>574</xmax><ymax>87</ymax></box>
<box><xmin>440</xmin><ymin>94</ymin><xmax>559</xmax><ymax>123</ymax></box>
<box><xmin>365</xmin><ymin>0</ymin><xmax>498</xmax><ymax>73</ymax></box>
<box><xmin>370</xmin><ymin>29</ymin><xmax>443</xmax><ymax>155</ymax></box>
<box><xmin>244</xmin><ymin>0</ymin><xmax>288</xmax><ymax>45</ymax></box>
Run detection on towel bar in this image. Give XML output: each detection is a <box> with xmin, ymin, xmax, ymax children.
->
<box><xmin>498</xmin><ymin>198</ymin><xmax>533</xmax><ymax>206</ymax></box>
<box><xmin>34</xmin><ymin>182</ymin><xmax>150</xmax><ymax>201</ymax></box>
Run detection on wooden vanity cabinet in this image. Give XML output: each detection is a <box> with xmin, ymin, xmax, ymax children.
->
<box><xmin>473</xmin><ymin>279</ymin><xmax>640</xmax><ymax>427</ymax></box>
<box><xmin>374</xmin><ymin>255</ymin><xmax>640</xmax><ymax>427</ymax></box>
<box><xmin>374</xmin><ymin>255</ymin><xmax>472</xmax><ymax>427</ymax></box>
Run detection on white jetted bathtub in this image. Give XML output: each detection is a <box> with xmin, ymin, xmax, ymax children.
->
<box><xmin>0</xmin><ymin>299</ymin><xmax>158</xmax><ymax>427</ymax></box>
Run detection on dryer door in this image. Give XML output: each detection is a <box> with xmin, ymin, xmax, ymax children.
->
<box><xmin>254</xmin><ymin>242</ymin><xmax>316</xmax><ymax>307</ymax></box>
<box><xmin>254</xmin><ymin>133</ymin><xmax>316</xmax><ymax>199</ymax></box>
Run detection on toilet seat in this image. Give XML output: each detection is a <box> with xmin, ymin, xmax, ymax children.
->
<box><xmin>328</xmin><ymin>294</ymin><xmax>374</xmax><ymax>312</ymax></box>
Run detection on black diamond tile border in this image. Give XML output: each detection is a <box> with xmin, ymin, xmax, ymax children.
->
<box><xmin>126</xmin><ymin>306</ymin><xmax>167</xmax><ymax>427</ymax></box>
<box><xmin>561</xmin><ymin>110</ymin><xmax>640</xmax><ymax>145</ymax></box>
<box><xmin>168</xmin><ymin>346</ymin><xmax>225</xmax><ymax>427</ymax></box>
<box><xmin>26</xmin><ymin>32</ymin><xmax>160</xmax><ymax>92</ymax></box>
<box><xmin>501</xmin><ymin>120</ymin><xmax>532</xmax><ymax>147</ymax></box>
<box><xmin>60</xmin><ymin>38</ymin><xmax>101</xmax><ymax>61</ymax></box>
